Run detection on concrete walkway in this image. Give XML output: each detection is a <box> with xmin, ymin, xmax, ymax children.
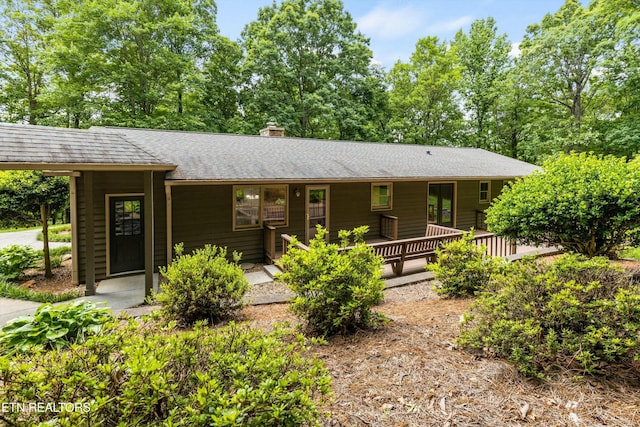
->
<box><xmin>0</xmin><ymin>265</ymin><xmax>435</xmax><ymax>326</ymax></box>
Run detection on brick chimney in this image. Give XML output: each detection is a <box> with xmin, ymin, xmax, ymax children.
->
<box><xmin>259</xmin><ymin>122</ymin><xmax>285</xmax><ymax>137</ymax></box>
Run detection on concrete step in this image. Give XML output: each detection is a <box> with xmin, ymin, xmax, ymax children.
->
<box><xmin>263</xmin><ymin>264</ymin><xmax>282</xmax><ymax>279</ymax></box>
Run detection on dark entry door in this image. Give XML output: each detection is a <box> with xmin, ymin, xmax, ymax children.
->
<box><xmin>428</xmin><ymin>183</ymin><xmax>454</xmax><ymax>227</ymax></box>
<box><xmin>110</xmin><ymin>196</ymin><xmax>144</xmax><ymax>274</ymax></box>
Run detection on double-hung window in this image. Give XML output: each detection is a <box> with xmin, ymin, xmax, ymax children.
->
<box><xmin>479</xmin><ymin>181</ymin><xmax>490</xmax><ymax>203</ymax></box>
<box><xmin>371</xmin><ymin>183</ymin><xmax>393</xmax><ymax>211</ymax></box>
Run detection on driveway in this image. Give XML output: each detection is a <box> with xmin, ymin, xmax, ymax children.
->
<box><xmin>0</xmin><ymin>228</ymin><xmax>70</xmax><ymax>250</ymax></box>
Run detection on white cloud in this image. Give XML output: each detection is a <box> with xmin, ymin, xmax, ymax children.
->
<box><xmin>356</xmin><ymin>6</ymin><xmax>427</xmax><ymax>40</ymax></box>
<box><xmin>509</xmin><ymin>42</ymin><xmax>521</xmax><ymax>57</ymax></box>
<box><xmin>426</xmin><ymin>15</ymin><xmax>474</xmax><ymax>34</ymax></box>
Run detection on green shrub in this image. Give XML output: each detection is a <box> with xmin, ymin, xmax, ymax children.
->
<box><xmin>0</xmin><ymin>277</ymin><xmax>82</xmax><ymax>303</ymax></box>
<box><xmin>0</xmin><ymin>321</ymin><xmax>331</xmax><ymax>426</ymax></box>
<box><xmin>0</xmin><ymin>300</ymin><xmax>112</xmax><ymax>356</ymax></box>
<box><xmin>459</xmin><ymin>254</ymin><xmax>640</xmax><ymax>378</ymax></box>
<box><xmin>0</xmin><ymin>244</ymin><xmax>38</xmax><ymax>280</ymax></box>
<box><xmin>427</xmin><ymin>231</ymin><xmax>504</xmax><ymax>297</ymax></box>
<box><xmin>156</xmin><ymin>243</ymin><xmax>250</xmax><ymax>326</ymax></box>
<box><xmin>277</xmin><ymin>225</ymin><xmax>385</xmax><ymax>336</ymax></box>
<box><xmin>485</xmin><ymin>152</ymin><xmax>640</xmax><ymax>258</ymax></box>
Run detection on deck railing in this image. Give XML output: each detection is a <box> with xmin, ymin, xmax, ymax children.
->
<box><xmin>472</xmin><ymin>232</ymin><xmax>517</xmax><ymax>257</ymax></box>
<box><xmin>380</xmin><ymin>214</ymin><xmax>398</xmax><ymax>240</ymax></box>
<box><xmin>264</xmin><ymin>225</ymin><xmax>277</xmax><ymax>264</ymax></box>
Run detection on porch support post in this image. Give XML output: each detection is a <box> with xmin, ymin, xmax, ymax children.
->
<box><xmin>84</xmin><ymin>171</ymin><xmax>96</xmax><ymax>296</ymax></box>
<box><xmin>165</xmin><ymin>183</ymin><xmax>173</xmax><ymax>266</ymax></box>
<box><xmin>70</xmin><ymin>175</ymin><xmax>79</xmax><ymax>285</ymax></box>
<box><xmin>144</xmin><ymin>171</ymin><xmax>154</xmax><ymax>297</ymax></box>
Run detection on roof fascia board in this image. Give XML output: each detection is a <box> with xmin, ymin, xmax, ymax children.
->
<box><xmin>0</xmin><ymin>163</ymin><xmax>176</xmax><ymax>172</ymax></box>
<box><xmin>165</xmin><ymin>176</ymin><xmax>525</xmax><ymax>186</ymax></box>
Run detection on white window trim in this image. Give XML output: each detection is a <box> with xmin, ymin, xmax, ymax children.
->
<box><xmin>479</xmin><ymin>181</ymin><xmax>491</xmax><ymax>204</ymax></box>
<box><xmin>233</xmin><ymin>184</ymin><xmax>289</xmax><ymax>231</ymax></box>
<box><xmin>371</xmin><ymin>182</ymin><xmax>393</xmax><ymax>211</ymax></box>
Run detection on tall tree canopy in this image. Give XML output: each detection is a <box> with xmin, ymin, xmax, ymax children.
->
<box><xmin>453</xmin><ymin>17</ymin><xmax>511</xmax><ymax>151</ymax></box>
<box><xmin>239</xmin><ymin>0</ymin><xmax>383</xmax><ymax>139</ymax></box>
<box><xmin>387</xmin><ymin>36</ymin><xmax>463</xmax><ymax>145</ymax></box>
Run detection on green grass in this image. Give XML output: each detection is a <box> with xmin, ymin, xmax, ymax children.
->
<box><xmin>619</xmin><ymin>247</ymin><xmax>640</xmax><ymax>260</ymax></box>
<box><xmin>0</xmin><ymin>225</ymin><xmax>40</xmax><ymax>233</ymax></box>
<box><xmin>37</xmin><ymin>224</ymin><xmax>72</xmax><ymax>242</ymax></box>
<box><xmin>0</xmin><ymin>277</ymin><xmax>82</xmax><ymax>303</ymax></box>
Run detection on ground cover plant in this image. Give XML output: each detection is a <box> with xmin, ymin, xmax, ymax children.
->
<box><xmin>0</xmin><ymin>244</ymin><xmax>38</xmax><ymax>280</ymax></box>
<box><xmin>0</xmin><ymin>300</ymin><xmax>112</xmax><ymax>355</ymax></box>
<box><xmin>156</xmin><ymin>243</ymin><xmax>250</xmax><ymax>325</ymax></box>
<box><xmin>458</xmin><ymin>254</ymin><xmax>640</xmax><ymax>378</ymax></box>
<box><xmin>0</xmin><ymin>320</ymin><xmax>331</xmax><ymax>426</ymax></box>
<box><xmin>0</xmin><ymin>276</ymin><xmax>82</xmax><ymax>303</ymax></box>
<box><xmin>276</xmin><ymin>225</ymin><xmax>385</xmax><ymax>336</ymax></box>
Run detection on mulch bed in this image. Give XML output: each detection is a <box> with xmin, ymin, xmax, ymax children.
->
<box><xmin>19</xmin><ymin>258</ymin><xmax>640</xmax><ymax>425</ymax></box>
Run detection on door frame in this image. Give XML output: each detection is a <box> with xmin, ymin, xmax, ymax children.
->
<box><xmin>105</xmin><ymin>193</ymin><xmax>145</xmax><ymax>277</ymax></box>
<box><xmin>305</xmin><ymin>185</ymin><xmax>330</xmax><ymax>244</ymax></box>
<box><xmin>427</xmin><ymin>182</ymin><xmax>457</xmax><ymax>228</ymax></box>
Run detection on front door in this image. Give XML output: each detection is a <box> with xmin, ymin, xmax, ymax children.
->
<box><xmin>109</xmin><ymin>196</ymin><xmax>145</xmax><ymax>274</ymax></box>
<box><xmin>306</xmin><ymin>186</ymin><xmax>329</xmax><ymax>243</ymax></box>
<box><xmin>428</xmin><ymin>183</ymin><xmax>454</xmax><ymax>227</ymax></box>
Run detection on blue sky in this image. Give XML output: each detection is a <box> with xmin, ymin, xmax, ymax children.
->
<box><xmin>216</xmin><ymin>0</ymin><xmax>569</xmax><ymax>68</ymax></box>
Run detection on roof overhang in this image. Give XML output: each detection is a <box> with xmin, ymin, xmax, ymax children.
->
<box><xmin>0</xmin><ymin>163</ymin><xmax>176</xmax><ymax>172</ymax></box>
<box><xmin>164</xmin><ymin>175</ymin><xmax>529</xmax><ymax>186</ymax></box>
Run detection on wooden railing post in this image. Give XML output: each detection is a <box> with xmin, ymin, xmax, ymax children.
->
<box><xmin>264</xmin><ymin>225</ymin><xmax>276</xmax><ymax>264</ymax></box>
<box><xmin>380</xmin><ymin>214</ymin><xmax>399</xmax><ymax>240</ymax></box>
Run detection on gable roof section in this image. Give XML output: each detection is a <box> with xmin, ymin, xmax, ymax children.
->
<box><xmin>94</xmin><ymin>127</ymin><xmax>538</xmax><ymax>181</ymax></box>
<box><xmin>0</xmin><ymin>123</ymin><xmax>174</xmax><ymax>171</ymax></box>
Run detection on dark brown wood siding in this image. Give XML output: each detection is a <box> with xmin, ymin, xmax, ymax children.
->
<box><xmin>455</xmin><ymin>179</ymin><xmax>505</xmax><ymax>230</ymax></box>
<box><xmin>77</xmin><ymin>171</ymin><xmax>166</xmax><ymax>281</ymax></box>
<box><xmin>328</xmin><ymin>182</ymin><xmax>428</xmax><ymax>241</ymax></box>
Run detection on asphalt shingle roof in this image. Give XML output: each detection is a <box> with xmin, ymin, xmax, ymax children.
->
<box><xmin>94</xmin><ymin>127</ymin><xmax>538</xmax><ymax>181</ymax></box>
<box><xmin>0</xmin><ymin>123</ymin><xmax>171</xmax><ymax>169</ymax></box>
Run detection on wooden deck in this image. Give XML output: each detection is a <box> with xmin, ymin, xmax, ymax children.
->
<box><xmin>276</xmin><ymin>224</ymin><xmax>518</xmax><ymax>277</ymax></box>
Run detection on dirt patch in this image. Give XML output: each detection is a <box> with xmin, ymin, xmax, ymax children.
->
<box><xmin>19</xmin><ymin>259</ymin><xmax>85</xmax><ymax>295</ymax></box>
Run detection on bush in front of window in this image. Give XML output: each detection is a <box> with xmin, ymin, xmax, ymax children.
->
<box><xmin>156</xmin><ymin>244</ymin><xmax>250</xmax><ymax>326</ymax></box>
<box><xmin>276</xmin><ymin>225</ymin><xmax>385</xmax><ymax>336</ymax></box>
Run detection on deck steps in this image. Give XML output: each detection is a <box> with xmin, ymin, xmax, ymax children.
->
<box><xmin>263</xmin><ymin>264</ymin><xmax>282</xmax><ymax>279</ymax></box>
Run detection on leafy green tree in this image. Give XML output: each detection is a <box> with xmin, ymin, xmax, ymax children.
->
<box><xmin>0</xmin><ymin>0</ymin><xmax>54</xmax><ymax>124</ymax></box>
<box><xmin>55</xmin><ymin>0</ymin><xmax>218</xmax><ymax>129</ymax></box>
<box><xmin>516</xmin><ymin>0</ymin><xmax>615</xmax><ymax>158</ymax></box>
<box><xmin>387</xmin><ymin>36</ymin><xmax>463</xmax><ymax>145</ymax></box>
<box><xmin>0</xmin><ymin>171</ymin><xmax>68</xmax><ymax>277</ymax></box>
<box><xmin>486</xmin><ymin>152</ymin><xmax>640</xmax><ymax>258</ymax></box>
<box><xmin>592</xmin><ymin>0</ymin><xmax>640</xmax><ymax>159</ymax></box>
<box><xmin>198</xmin><ymin>35</ymin><xmax>243</xmax><ymax>132</ymax></box>
<box><xmin>454</xmin><ymin>17</ymin><xmax>511</xmax><ymax>150</ymax></box>
<box><xmin>240</xmin><ymin>0</ymin><xmax>378</xmax><ymax>139</ymax></box>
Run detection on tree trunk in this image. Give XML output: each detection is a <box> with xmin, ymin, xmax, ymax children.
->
<box><xmin>40</xmin><ymin>203</ymin><xmax>52</xmax><ymax>278</ymax></box>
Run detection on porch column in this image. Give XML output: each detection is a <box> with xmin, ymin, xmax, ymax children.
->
<box><xmin>165</xmin><ymin>183</ymin><xmax>173</xmax><ymax>265</ymax></box>
<box><xmin>84</xmin><ymin>171</ymin><xmax>96</xmax><ymax>296</ymax></box>
<box><xmin>70</xmin><ymin>176</ymin><xmax>79</xmax><ymax>285</ymax></box>
<box><xmin>144</xmin><ymin>171</ymin><xmax>154</xmax><ymax>297</ymax></box>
